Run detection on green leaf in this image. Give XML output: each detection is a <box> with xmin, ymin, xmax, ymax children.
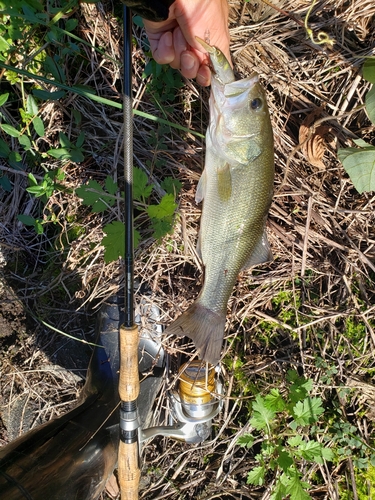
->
<box><xmin>247</xmin><ymin>466</ymin><xmax>266</xmax><ymax>486</ymax></box>
<box><xmin>337</xmin><ymin>146</ymin><xmax>375</xmax><ymax>193</ymax></box>
<box><xmin>292</xmin><ymin>397</ymin><xmax>324</xmax><ymax>425</ymax></box>
<box><xmin>76</xmin><ymin>131</ymin><xmax>85</xmax><ymax>148</ymax></box>
<box><xmin>28</xmin><ymin>173</ymin><xmax>38</xmax><ymax>187</ymax></box>
<box><xmin>102</xmin><ymin>221</ymin><xmax>125</xmax><ymax>263</ymax></box>
<box><xmin>65</xmin><ymin>18</ymin><xmax>78</xmax><ymax>32</ymax></box>
<box><xmin>33</xmin><ymin>116</ymin><xmax>45</xmax><ymax>137</ymax></box>
<box><xmin>68</xmin><ymin>147</ymin><xmax>84</xmax><ymax>163</ymax></box>
<box><xmin>353</xmin><ymin>138</ymin><xmax>371</xmax><ymax>148</ymax></box>
<box><xmin>277</xmin><ymin>450</ymin><xmax>294</xmax><ymax>472</ymax></box>
<box><xmin>321</xmin><ymin>446</ymin><xmax>334</xmax><ymax>462</ymax></box>
<box><xmin>17</xmin><ymin>214</ymin><xmax>36</xmax><ymax>226</ymax></box>
<box><xmin>59</xmin><ymin>132</ymin><xmax>72</xmax><ymax>148</ymax></box>
<box><xmin>161</xmin><ymin>177</ymin><xmax>182</xmax><ymax>196</ymax></box>
<box><xmin>0</xmin><ymin>137</ymin><xmax>10</xmax><ymax>158</ymax></box>
<box><xmin>150</xmin><ymin>217</ymin><xmax>173</xmax><ymax>240</ymax></box>
<box><xmin>26</xmin><ymin>94</ymin><xmax>38</xmax><ymax>116</ymax></box>
<box><xmin>48</xmin><ymin>147</ymin><xmax>84</xmax><ymax>163</ymax></box>
<box><xmin>105</xmin><ymin>175</ymin><xmax>118</xmax><ymax>195</ymax></box>
<box><xmin>288</xmin><ymin>435</ymin><xmax>303</xmax><ymax>447</ymax></box>
<box><xmin>299</xmin><ymin>440</ymin><xmax>325</xmax><ymax>462</ymax></box>
<box><xmin>76</xmin><ymin>179</ymin><xmax>103</xmax><ymax>205</ymax></box>
<box><xmin>353</xmin><ymin>457</ymin><xmax>369</xmax><ymax>469</ymax></box>
<box><xmin>35</xmin><ymin>219</ymin><xmax>44</xmax><ymax>234</ymax></box>
<box><xmin>285</xmin><ymin>471</ymin><xmax>311</xmax><ymax>500</ymax></box>
<box><xmin>26</xmin><ymin>185</ymin><xmax>45</xmax><ymax>197</ymax></box>
<box><xmin>76</xmin><ymin>179</ymin><xmax>116</xmax><ymax>212</ymax></box>
<box><xmin>365</xmin><ymin>84</ymin><xmax>375</xmax><ymax>125</ymax></box>
<box><xmin>237</xmin><ymin>434</ymin><xmax>255</xmax><ymax>449</ymax></box>
<box><xmin>8</xmin><ymin>151</ymin><xmax>23</xmax><ymax>169</ymax></box>
<box><xmin>270</xmin><ymin>477</ymin><xmax>287</xmax><ymax>500</ymax></box>
<box><xmin>264</xmin><ymin>389</ymin><xmax>286</xmax><ymax>412</ymax></box>
<box><xmin>363</xmin><ymin>58</ymin><xmax>375</xmax><ymax>83</ymax></box>
<box><xmin>0</xmin><ymin>93</ymin><xmax>9</xmax><ymax>107</ymax></box>
<box><xmin>288</xmin><ymin>371</ymin><xmax>313</xmax><ymax>404</ymax></box>
<box><xmin>250</xmin><ymin>394</ymin><xmax>276</xmax><ymax>431</ymax></box>
<box><xmin>32</xmin><ymin>89</ymin><xmax>66</xmax><ymax>100</ymax></box>
<box><xmin>0</xmin><ymin>35</ymin><xmax>10</xmax><ymax>52</ymax></box>
<box><xmin>0</xmin><ymin>174</ymin><xmax>12</xmax><ymax>192</ymax></box>
<box><xmin>18</xmin><ymin>135</ymin><xmax>32</xmax><ymax>150</ymax></box>
<box><xmin>132</xmin><ymin>15</ymin><xmax>144</xmax><ymax>27</ymax></box>
<box><xmin>47</xmin><ymin>147</ymin><xmax>72</xmax><ymax>160</ymax></box>
<box><xmin>147</xmin><ymin>193</ymin><xmax>177</xmax><ymax>219</ymax></box>
<box><xmin>1</xmin><ymin>123</ymin><xmax>21</xmax><ymax>137</ymax></box>
<box><xmin>44</xmin><ymin>55</ymin><xmax>65</xmax><ymax>83</ymax></box>
<box><xmin>133</xmin><ymin>167</ymin><xmax>153</xmax><ymax>201</ymax></box>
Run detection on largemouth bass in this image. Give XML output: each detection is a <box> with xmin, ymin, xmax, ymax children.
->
<box><xmin>165</xmin><ymin>39</ymin><xmax>274</xmax><ymax>365</ymax></box>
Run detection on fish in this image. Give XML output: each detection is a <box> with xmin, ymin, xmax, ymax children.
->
<box><xmin>165</xmin><ymin>38</ymin><xmax>275</xmax><ymax>365</ymax></box>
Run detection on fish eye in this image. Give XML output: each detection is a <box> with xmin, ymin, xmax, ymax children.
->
<box><xmin>250</xmin><ymin>98</ymin><xmax>263</xmax><ymax>110</ymax></box>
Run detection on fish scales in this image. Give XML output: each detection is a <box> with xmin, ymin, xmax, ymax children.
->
<box><xmin>164</xmin><ymin>40</ymin><xmax>274</xmax><ymax>364</ymax></box>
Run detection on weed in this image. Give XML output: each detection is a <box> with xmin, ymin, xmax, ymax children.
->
<box><xmin>337</xmin><ymin>58</ymin><xmax>375</xmax><ymax>193</ymax></box>
<box><xmin>76</xmin><ymin>169</ymin><xmax>181</xmax><ymax>263</ymax></box>
<box><xmin>238</xmin><ymin>370</ymin><xmax>375</xmax><ymax>499</ymax></box>
<box><xmin>1</xmin><ymin>3</ymin><xmax>183</xmax><ymax>262</ymax></box>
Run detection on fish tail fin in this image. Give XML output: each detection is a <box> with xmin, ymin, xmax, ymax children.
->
<box><xmin>164</xmin><ymin>302</ymin><xmax>226</xmax><ymax>365</ymax></box>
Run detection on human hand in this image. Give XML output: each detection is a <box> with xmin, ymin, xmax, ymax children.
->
<box><xmin>143</xmin><ymin>0</ymin><xmax>231</xmax><ymax>86</ymax></box>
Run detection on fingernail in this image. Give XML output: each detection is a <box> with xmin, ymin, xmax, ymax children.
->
<box><xmin>181</xmin><ymin>53</ymin><xmax>195</xmax><ymax>70</ymax></box>
<box><xmin>196</xmin><ymin>72</ymin><xmax>210</xmax><ymax>86</ymax></box>
<box><xmin>175</xmin><ymin>28</ymin><xmax>187</xmax><ymax>51</ymax></box>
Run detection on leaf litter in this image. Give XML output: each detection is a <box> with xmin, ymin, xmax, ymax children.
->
<box><xmin>1</xmin><ymin>0</ymin><xmax>375</xmax><ymax>499</ymax></box>
<box><xmin>298</xmin><ymin>107</ymin><xmax>334</xmax><ymax>169</ymax></box>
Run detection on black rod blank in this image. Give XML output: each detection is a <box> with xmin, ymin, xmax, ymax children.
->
<box><xmin>123</xmin><ymin>5</ymin><xmax>134</xmax><ymax>329</ymax></box>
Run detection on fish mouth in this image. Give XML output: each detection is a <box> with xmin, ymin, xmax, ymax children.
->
<box><xmin>195</xmin><ymin>36</ymin><xmax>215</xmax><ymax>54</ymax></box>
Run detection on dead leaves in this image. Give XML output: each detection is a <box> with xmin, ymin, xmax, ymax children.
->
<box><xmin>299</xmin><ymin>108</ymin><xmax>334</xmax><ymax>169</ymax></box>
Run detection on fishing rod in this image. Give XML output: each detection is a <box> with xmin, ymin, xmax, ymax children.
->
<box><xmin>118</xmin><ymin>5</ymin><xmax>141</xmax><ymax>500</ymax></box>
<box><xmin>117</xmin><ymin>7</ymin><xmax>226</xmax><ymax>498</ymax></box>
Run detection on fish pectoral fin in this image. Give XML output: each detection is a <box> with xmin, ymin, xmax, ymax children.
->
<box><xmin>246</xmin><ymin>140</ymin><xmax>263</xmax><ymax>163</ymax></box>
<box><xmin>242</xmin><ymin>230</ymin><xmax>273</xmax><ymax>270</ymax></box>
<box><xmin>217</xmin><ymin>162</ymin><xmax>232</xmax><ymax>201</ymax></box>
<box><xmin>195</xmin><ymin>169</ymin><xmax>207</xmax><ymax>204</ymax></box>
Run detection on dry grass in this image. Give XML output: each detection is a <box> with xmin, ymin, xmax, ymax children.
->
<box><xmin>1</xmin><ymin>0</ymin><xmax>375</xmax><ymax>498</ymax></box>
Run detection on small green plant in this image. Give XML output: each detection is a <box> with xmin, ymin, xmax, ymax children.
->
<box><xmin>238</xmin><ymin>370</ymin><xmax>333</xmax><ymax>499</ymax></box>
<box><xmin>17</xmin><ymin>168</ymin><xmax>66</xmax><ymax>234</ymax></box>
<box><xmin>143</xmin><ymin>59</ymin><xmax>184</xmax><ymax>112</ymax></box>
<box><xmin>76</xmin><ymin>168</ymin><xmax>181</xmax><ymax>263</ymax></box>
<box><xmin>337</xmin><ymin>58</ymin><xmax>375</xmax><ymax>193</ymax></box>
<box><xmin>239</xmin><ymin>370</ymin><xmax>375</xmax><ymax>499</ymax></box>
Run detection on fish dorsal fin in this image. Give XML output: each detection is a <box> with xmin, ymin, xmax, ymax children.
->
<box><xmin>195</xmin><ymin>169</ymin><xmax>207</xmax><ymax>204</ymax></box>
<box><xmin>241</xmin><ymin>230</ymin><xmax>273</xmax><ymax>270</ymax></box>
<box><xmin>217</xmin><ymin>162</ymin><xmax>232</xmax><ymax>201</ymax></box>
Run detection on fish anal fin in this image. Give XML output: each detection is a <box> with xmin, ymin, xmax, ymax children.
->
<box><xmin>164</xmin><ymin>302</ymin><xmax>226</xmax><ymax>365</ymax></box>
<box><xmin>242</xmin><ymin>230</ymin><xmax>273</xmax><ymax>270</ymax></box>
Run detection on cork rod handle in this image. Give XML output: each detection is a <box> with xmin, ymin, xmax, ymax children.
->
<box><xmin>118</xmin><ymin>324</ymin><xmax>140</xmax><ymax>499</ymax></box>
<box><xmin>118</xmin><ymin>440</ymin><xmax>141</xmax><ymax>500</ymax></box>
<box><xmin>119</xmin><ymin>324</ymin><xmax>140</xmax><ymax>402</ymax></box>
